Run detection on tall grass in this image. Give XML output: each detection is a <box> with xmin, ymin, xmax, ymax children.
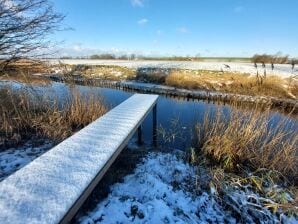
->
<box><xmin>165</xmin><ymin>70</ymin><xmax>296</xmax><ymax>99</ymax></box>
<box><xmin>195</xmin><ymin>107</ymin><xmax>297</xmax><ymax>184</ymax></box>
<box><xmin>0</xmin><ymin>59</ymin><xmax>49</xmax><ymax>76</ymax></box>
<box><xmin>0</xmin><ymin>86</ymin><xmax>106</xmax><ymax>148</ymax></box>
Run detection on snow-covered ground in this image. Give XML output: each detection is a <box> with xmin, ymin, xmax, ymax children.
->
<box><xmin>1</xmin><ymin>144</ymin><xmax>296</xmax><ymax>223</ymax></box>
<box><xmin>0</xmin><ymin>141</ymin><xmax>53</xmax><ymax>181</ymax></box>
<box><xmin>77</xmin><ymin>152</ymin><xmax>232</xmax><ymax>224</ymax></box>
<box><xmin>49</xmin><ymin>59</ymin><xmax>297</xmax><ymax>78</ymax></box>
<box><xmin>77</xmin><ymin>152</ymin><xmax>297</xmax><ymax>224</ymax></box>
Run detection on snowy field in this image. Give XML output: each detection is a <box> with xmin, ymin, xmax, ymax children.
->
<box><xmin>50</xmin><ymin>59</ymin><xmax>297</xmax><ymax>78</ymax></box>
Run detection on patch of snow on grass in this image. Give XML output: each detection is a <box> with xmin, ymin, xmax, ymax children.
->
<box><xmin>0</xmin><ymin>141</ymin><xmax>53</xmax><ymax>181</ymax></box>
<box><xmin>78</xmin><ymin>152</ymin><xmax>234</xmax><ymax>224</ymax></box>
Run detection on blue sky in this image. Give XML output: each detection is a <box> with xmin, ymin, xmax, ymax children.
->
<box><xmin>52</xmin><ymin>0</ymin><xmax>298</xmax><ymax>57</ymax></box>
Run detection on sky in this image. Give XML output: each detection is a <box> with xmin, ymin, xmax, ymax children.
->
<box><xmin>51</xmin><ymin>0</ymin><xmax>298</xmax><ymax>57</ymax></box>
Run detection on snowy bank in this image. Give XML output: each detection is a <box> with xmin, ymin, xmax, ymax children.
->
<box><xmin>77</xmin><ymin>152</ymin><xmax>297</xmax><ymax>224</ymax></box>
<box><xmin>77</xmin><ymin>152</ymin><xmax>232</xmax><ymax>223</ymax></box>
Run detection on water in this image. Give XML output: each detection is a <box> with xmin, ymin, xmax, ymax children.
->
<box><xmin>47</xmin><ymin>82</ymin><xmax>231</xmax><ymax>150</ymax></box>
<box><xmin>1</xmin><ymin>80</ymin><xmax>297</xmax><ymax>151</ymax></box>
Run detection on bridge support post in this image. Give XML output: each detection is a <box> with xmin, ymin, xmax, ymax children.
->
<box><xmin>138</xmin><ymin>125</ymin><xmax>143</xmax><ymax>145</ymax></box>
<box><xmin>153</xmin><ymin>104</ymin><xmax>157</xmax><ymax>147</ymax></box>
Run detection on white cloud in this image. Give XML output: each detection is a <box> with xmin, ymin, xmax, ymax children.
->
<box><xmin>49</xmin><ymin>43</ymin><xmax>146</xmax><ymax>58</ymax></box>
<box><xmin>137</xmin><ymin>18</ymin><xmax>148</xmax><ymax>25</ymax></box>
<box><xmin>131</xmin><ymin>0</ymin><xmax>145</xmax><ymax>7</ymax></box>
<box><xmin>177</xmin><ymin>27</ymin><xmax>189</xmax><ymax>34</ymax></box>
<box><xmin>72</xmin><ymin>44</ymin><xmax>83</xmax><ymax>52</ymax></box>
<box><xmin>234</xmin><ymin>6</ymin><xmax>244</xmax><ymax>13</ymax></box>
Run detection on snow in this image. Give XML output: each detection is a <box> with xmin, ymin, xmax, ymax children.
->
<box><xmin>77</xmin><ymin>152</ymin><xmax>234</xmax><ymax>224</ymax></box>
<box><xmin>50</xmin><ymin>59</ymin><xmax>297</xmax><ymax>78</ymax></box>
<box><xmin>0</xmin><ymin>93</ymin><xmax>158</xmax><ymax>224</ymax></box>
<box><xmin>77</xmin><ymin>152</ymin><xmax>298</xmax><ymax>224</ymax></box>
<box><xmin>0</xmin><ymin>141</ymin><xmax>53</xmax><ymax>181</ymax></box>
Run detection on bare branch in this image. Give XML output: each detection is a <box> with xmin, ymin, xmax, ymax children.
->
<box><xmin>0</xmin><ymin>0</ymin><xmax>64</xmax><ymax>70</ymax></box>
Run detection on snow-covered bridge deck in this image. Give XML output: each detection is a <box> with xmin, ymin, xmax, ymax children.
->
<box><xmin>0</xmin><ymin>94</ymin><xmax>158</xmax><ymax>224</ymax></box>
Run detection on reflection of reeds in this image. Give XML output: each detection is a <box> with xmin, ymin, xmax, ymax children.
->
<box><xmin>157</xmin><ymin>117</ymin><xmax>187</xmax><ymax>144</ymax></box>
<box><xmin>0</xmin><ymin>86</ymin><xmax>106</xmax><ymax>147</ymax></box>
<box><xmin>195</xmin><ymin>107</ymin><xmax>297</xmax><ymax>184</ymax></box>
<box><xmin>0</xmin><ymin>73</ymin><xmax>51</xmax><ymax>85</ymax></box>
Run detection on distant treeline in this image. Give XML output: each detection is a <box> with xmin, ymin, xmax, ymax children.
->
<box><xmin>60</xmin><ymin>54</ymin><xmax>202</xmax><ymax>61</ymax></box>
<box><xmin>58</xmin><ymin>53</ymin><xmax>297</xmax><ymax>64</ymax></box>
<box><xmin>58</xmin><ymin>55</ymin><xmax>250</xmax><ymax>62</ymax></box>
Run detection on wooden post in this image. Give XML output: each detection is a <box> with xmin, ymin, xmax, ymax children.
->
<box><xmin>153</xmin><ymin>104</ymin><xmax>157</xmax><ymax>147</ymax></box>
<box><xmin>138</xmin><ymin>125</ymin><xmax>143</xmax><ymax>145</ymax></box>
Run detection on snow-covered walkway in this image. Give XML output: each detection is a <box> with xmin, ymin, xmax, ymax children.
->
<box><xmin>0</xmin><ymin>94</ymin><xmax>158</xmax><ymax>224</ymax></box>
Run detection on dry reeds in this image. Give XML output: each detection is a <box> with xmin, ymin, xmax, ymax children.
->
<box><xmin>195</xmin><ymin>107</ymin><xmax>297</xmax><ymax>184</ymax></box>
<box><xmin>165</xmin><ymin>70</ymin><xmax>294</xmax><ymax>99</ymax></box>
<box><xmin>74</xmin><ymin>65</ymin><xmax>136</xmax><ymax>81</ymax></box>
<box><xmin>0</xmin><ymin>86</ymin><xmax>106</xmax><ymax>148</ymax></box>
<box><xmin>0</xmin><ymin>59</ymin><xmax>50</xmax><ymax>75</ymax></box>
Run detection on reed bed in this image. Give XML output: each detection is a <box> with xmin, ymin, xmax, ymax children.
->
<box><xmin>194</xmin><ymin>107</ymin><xmax>297</xmax><ymax>184</ymax></box>
<box><xmin>0</xmin><ymin>59</ymin><xmax>49</xmax><ymax>75</ymax></box>
<box><xmin>165</xmin><ymin>70</ymin><xmax>296</xmax><ymax>99</ymax></box>
<box><xmin>187</xmin><ymin>106</ymin><xmax>298</xmax><ymax>219</ymax></box>
<box><xmin>0</xmin><ymin>86</ymin><xmax>106</xmax><ymax>148</ymax></box>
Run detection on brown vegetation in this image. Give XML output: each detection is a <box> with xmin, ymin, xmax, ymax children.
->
<box><xmin>0</xmin><ymin>86</ymin><xmax>106</xmax><ymax>148</ymax></box>
<box><xmin>194</xmin><ymin>107</ymin><xmax>297</xmax><ymax>184</ymax></box>
<box><xmin>56</xmin><ymin>64</ymin><xmax>137</xmax><ymax>81</ymax></box>
<box><xmin>81</xmin><ymin>65</ymin><xmax>136</xmax><ymax>80</ymax></box>
<box><xmin>189</xmin><ymin>106</ymin><xmax>298</xmax><ymax>218</ymax></box>
<box><xmin>0</xmin><ymin>59</ymin><xmax>51</xmax><ymax>77</ymax></box>
<box><xmin>252</xmin><ymin>54</ymin><xmax>289</xmax><ymax>65</ymax></box>
<box><xmin>165</xmin><ymin>70</ymin><xmax>297</xmax><ymax>99</ymax></box>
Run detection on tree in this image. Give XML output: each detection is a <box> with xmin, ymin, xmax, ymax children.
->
<box><xmin>0</xmin><ymin>0</ymin><xmax>64</xmax><ymax>68</ymax></box>
<box><xmin>291</xmin><ymin>59</ymin><xmax>298</xmax><ymax>71</ymax></box>
<box><xmin>90</xmin><ymin>54</ymin><xmax>115</xmax><ymax>60</ymax></box>
<box><xmin>252</xmin><ymin>53</ymin><xmax>288</xmax><ymax>71</ymax></box>
<box><xmin>130</xmin><ymin>53</ymin><xmax>136</xmax><ymax>60</ymax></box>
